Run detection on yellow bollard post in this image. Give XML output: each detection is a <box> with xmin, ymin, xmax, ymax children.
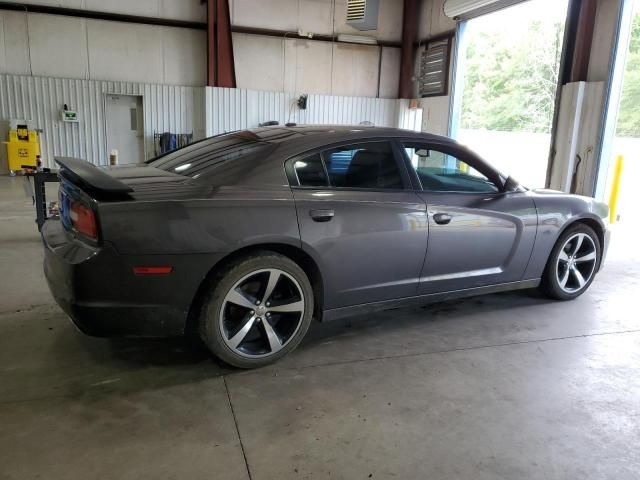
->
<box><xmin>609</xmin><ymin>155</ymin><xmax>624</xmax><ymax>223</ymax></box>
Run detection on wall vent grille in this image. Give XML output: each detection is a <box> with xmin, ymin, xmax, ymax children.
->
<box><xmin>419</xmin><ymin>39</ymin><xmax>451</xmax><ymax>97</ymax></box>
<box><xmin>346</xmin><ymin>0</ymin><xmax>379</xmax><ymax>31</ymax></box>
<box><xmin>347</xmin><ymin>0</ymin><xmax>367</xmax><ymax>21</ymax></box>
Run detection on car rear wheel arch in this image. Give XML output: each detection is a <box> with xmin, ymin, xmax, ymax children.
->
<box><xmin>185</xmin><ymin>243</ymin><xmax>325</xmax><ymax>335</ymax></box>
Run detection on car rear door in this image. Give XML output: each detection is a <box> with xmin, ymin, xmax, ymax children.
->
<box><xmin>288</xmin><ymin>140</ymin><xmax>428</xmax><ymax>309</ymax></box>
<box><xmin>397</xmin><ymin>140</ymin><xmax>537</xmax><ymax>295</ymax></box>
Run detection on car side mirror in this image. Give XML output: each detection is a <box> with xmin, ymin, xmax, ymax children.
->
<box><xmin>503</xmin><ymin>176</ymin><xmax>520</xmax><ymax>193</ymax></box>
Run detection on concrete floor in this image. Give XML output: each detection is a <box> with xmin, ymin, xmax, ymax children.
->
<box><xmin>1</xmin><ymin>175</ymin><xmax>639</xmax><ymax>480</ymax></box>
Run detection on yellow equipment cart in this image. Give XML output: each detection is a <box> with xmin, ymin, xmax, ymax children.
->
<box><xmin>4</xmin><ymin>126</ymin><xmax>41</xmax><ymax>172</ymax></box>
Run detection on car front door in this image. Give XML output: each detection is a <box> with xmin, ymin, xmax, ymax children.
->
<box><xmin>289</xmin><ymin>140</ymin><xmax>428</xmax><ymax>309</ymax></box>
<box><xmin>398</xmin><ymin>140</ymin><xmax>538</xmax><ymax>295</ymax></box>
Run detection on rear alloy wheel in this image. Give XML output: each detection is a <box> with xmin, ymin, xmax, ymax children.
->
<box><xmin>541</xmin><ymin>224</ymin><xmax>601</xmax><ymax>300</ymax></box>
<box><xmin>200</xmin><ymin>253</ymin><xmax>314</xmax><ymax>368</ymax></box>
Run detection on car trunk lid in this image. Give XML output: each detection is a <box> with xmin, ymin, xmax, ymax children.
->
<box><xmin>55</xmin><ymin>157</ymin><xmax>209</xmax><ymax>202</ymax></box>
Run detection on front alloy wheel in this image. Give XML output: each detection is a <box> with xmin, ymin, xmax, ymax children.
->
<box><xmin>555</xmin><ymin>233</ymin><xmax>598</xmax><ymax>294</ymax></box>
<box><xmin>541</xmin><ymin>224</ymin><xmax>601</xmax><ymax>300</ymax></box>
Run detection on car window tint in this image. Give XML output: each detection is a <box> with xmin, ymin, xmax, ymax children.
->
<box><xmin>294</xmin><ymin>154</ymin><xmax>328</xmax><ymax>187</ymax></box>
<box><xmin>149</xmin><ymin>132</ymin><xmax>275</xmax><ymax>179</ymax></box>
<box><xmin>402</xmin><ymin>143</ymin><xmax>499</xmax><ymax>193</ymax></box>
<box><xmin>322</xmin><ymin>142</ymin><xmax>403</xmax><ymax>189</ymax></box>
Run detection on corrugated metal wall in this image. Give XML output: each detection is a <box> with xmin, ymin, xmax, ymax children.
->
<box><xmin>0</xmin><ymin>74</ymin><xmax>422</xmax><ymax>170</ymax></box>
<box><xmin>206</xmin><ymin>87</ymin><xmax>407</xmax><ymax>136</ymax></box>
<box><xmin>0</xmin><ymin>74</ymin><xmax>205</xmax><ymax>168</ymax></box>
<box><xmin>396</xmin><ymin>99</ymin><xmax>424</xmax><ymax>132</ymax></box>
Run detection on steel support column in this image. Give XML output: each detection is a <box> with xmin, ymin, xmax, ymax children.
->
<box><xmin>399</xmin><ymin>0</ymin><xmax>421</xmax><ymax>99</ymax></box>
<box><xmin>207</xmin><ymin>0</ymin><xmax>236</xmax><ymax>88</ymax></box>
<box><xmin>207</xmin><ymin>0</ymin><xmax>216</xmax><ymax>86</ymax></box>
<box><xmin>569</xmin><ymin>0</ymin><xmax>598</xmax><ymax>82</ymax></box>
<box><xmin>215</xmin><ymin>0</ymin><xmax>236</xmax><ymax>88</ymax></box>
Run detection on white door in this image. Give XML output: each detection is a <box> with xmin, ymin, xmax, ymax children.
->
<box><xmin>105</xmin><ymin>95</ymin><xmax>144</xmax><ymax>164</ymax></box>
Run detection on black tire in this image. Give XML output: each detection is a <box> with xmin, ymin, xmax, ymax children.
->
<box><xmin>199</xmin><ymin>252</ymin><xmax>314</xmax><ymax>368</ymax></box>
<box><xmin>540</xmin><ymin>223</ymin><xmax>601</xmax><ymax>301</ymax></box>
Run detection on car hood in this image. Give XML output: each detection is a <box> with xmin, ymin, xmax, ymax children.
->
<box><xmin>530</xmin><ymin>188</ymin><xmax>565</xmax><ymax>195</ymax></box>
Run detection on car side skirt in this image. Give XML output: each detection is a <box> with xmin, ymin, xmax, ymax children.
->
<box><xmin>321</xmin><ymin>279</ymin><xmax>541</xmax><ymax>322</ymax></box>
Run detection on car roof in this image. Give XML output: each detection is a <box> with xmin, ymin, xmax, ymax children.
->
<box><xmin>242</xmin><ymin>125</ymin><xmax>457</xmax><ymax>156</ymax></box>
<box><xmin>247</xmin><ymin>125</ymin><xmax>448</xmax><ymax>143</ymax></box>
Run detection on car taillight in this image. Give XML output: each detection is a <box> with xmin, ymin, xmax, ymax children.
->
<box><xmin>69</xmin><ymin>200</ymin><xmax>97</xmax><ymax>240</ymax></box>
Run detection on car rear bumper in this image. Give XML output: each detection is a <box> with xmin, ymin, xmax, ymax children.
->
<box><xmin>42</xmin><ymin>219</ymin><xmax>219</xmax><ymax>337</ymax></box>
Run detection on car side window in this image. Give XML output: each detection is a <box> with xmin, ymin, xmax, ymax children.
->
<box><xmin>402</xmin><ymin>142</ymin><xmax>499</xmax><ymax>193</ymax></box>
<box><xmin>293</xmin><ymin>153</ymin><xmax>328</xmax><ymax>187</ymax></box>
<box><xmin>322</xmin><ymin>142</ymin><xmax>403</xmax><ymax>189</ymax></box>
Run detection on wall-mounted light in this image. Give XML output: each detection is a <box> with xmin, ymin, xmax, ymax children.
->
<box><xmin>336</xmin><ymin>34</ymin><xmax>378</xmax><ymax>45</ymax></box>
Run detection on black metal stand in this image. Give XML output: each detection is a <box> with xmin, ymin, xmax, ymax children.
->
<box><xmin>30</xmin><ymin>171</ymin><xmax>60</xmax><ymax>231</ymax></box>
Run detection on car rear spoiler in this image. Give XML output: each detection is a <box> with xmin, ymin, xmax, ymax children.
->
<box><xmin>55</xmin><ymin>157</ymin><xmax>133</xmax><ymax>195</ymax></box>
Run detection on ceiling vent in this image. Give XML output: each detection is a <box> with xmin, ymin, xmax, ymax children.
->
<box><xmin>346</xmin><ymin>0</ymin><xmax>379</xmax><ymax>31</ymax></box>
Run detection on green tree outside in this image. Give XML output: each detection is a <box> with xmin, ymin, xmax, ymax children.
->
<box><xmin>460</xmin><ymin>18</ymin><xmax>565</xmax><ymax>134</ymax></box>
<box><xmin>460</xmin><ymin>10</ymin><xmax>640</xmax><ymax>138</ymax></box>
<box><xmin>616</xmin><ymin>13</ymin><xmax>640</xmax><ymax>137</ymax></box>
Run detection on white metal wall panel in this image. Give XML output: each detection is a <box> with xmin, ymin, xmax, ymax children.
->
<box><xmin>1</xmin><ymin>74</ymin><xmax>420</xmax><ymax>170</ymax></box>
<box><xmin>206</xmin><ymin>87</ymin><xmax>403</xmax><ymax>136</ymax></box>
<box><xmin>306</xmin><ymin>94</ymin><xmax>399</xmax><ymax>127</ymax></box>
<box><xmin>396</xmin><ymin>99</ymin><xmax>424</xmax><ymax>132</ymax></box>
<box><xmin>207</xmin><ymin>87</ymin><xmax>298</xmax><ymax>136</ymax></box>
<box><xmin>0</xmin><ymin>74</ymin><xmax>205</xmax><ymax>168</ymax></box>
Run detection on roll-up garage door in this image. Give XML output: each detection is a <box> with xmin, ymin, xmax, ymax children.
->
<box><xmin>443</xmin><ymin>0</ymin><xmax>527</xmax><ymax>19</ymax></box>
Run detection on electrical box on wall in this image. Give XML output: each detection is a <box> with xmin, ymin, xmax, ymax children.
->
<box><xmin>346</xmin><ymin>0</ymin><xmax>380</xmax><ymax>31</ymax></box>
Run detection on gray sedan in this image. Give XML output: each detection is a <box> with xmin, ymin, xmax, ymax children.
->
<box><xmin>42</xmin><ymin>126</ymin><xmax>610</xmax><ymax>368</ymax></box>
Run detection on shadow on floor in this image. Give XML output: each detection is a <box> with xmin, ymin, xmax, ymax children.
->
<box><xmin>299</xmin><ymin>288</ymin><xmax>553</xmax><ymax>352</ymax></box>
<box><xmin>0</xmin><ymin>287</ymin><xmax>558</xmax><ymax>404</ymax></box>
<box><xmin>77</xmin><ymin>288</ymin><xmax>553</xmax><ymax>379</ymax></box>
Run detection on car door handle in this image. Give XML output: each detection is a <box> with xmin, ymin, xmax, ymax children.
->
<box><xmin>309</xmin><ymin>209</ymin><xmax>334</xmax><ymax>222</ymax></box>
<box><xmin>433</xmin><ymin>213</ymin><xmax>452</xmax><ymax>225</ymax></box>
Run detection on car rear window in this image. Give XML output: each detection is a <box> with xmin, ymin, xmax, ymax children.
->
<box><xmin>323</xmin><ymin>142</ymin><xmax>403</xmax><ymax>189</ymax></box>
<box><xmin>293</xmin><ymin>141</ymin><xmax>404</xmax><ymax>189</ymax></box>
<box><xmin>148</xmin><ymin>132</ymin><xmax>275</xmax><ymax>179</ymax></box>
<box><xmin>293</xmin><ymin>154</ymin><xmax>328</xmax><ymax>187</ymax></box>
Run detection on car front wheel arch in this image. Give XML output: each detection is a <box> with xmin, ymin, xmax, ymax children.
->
<box><xmin>557</xmin><ymin>217</ymin><xmax>605</xmax><ymax>271</ymax></box>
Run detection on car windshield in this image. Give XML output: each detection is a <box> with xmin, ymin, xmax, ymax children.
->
<box><xmin>148</xmin><ymin>131</ymin><xmax>276</xmax><ymax>179</ymax></box>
